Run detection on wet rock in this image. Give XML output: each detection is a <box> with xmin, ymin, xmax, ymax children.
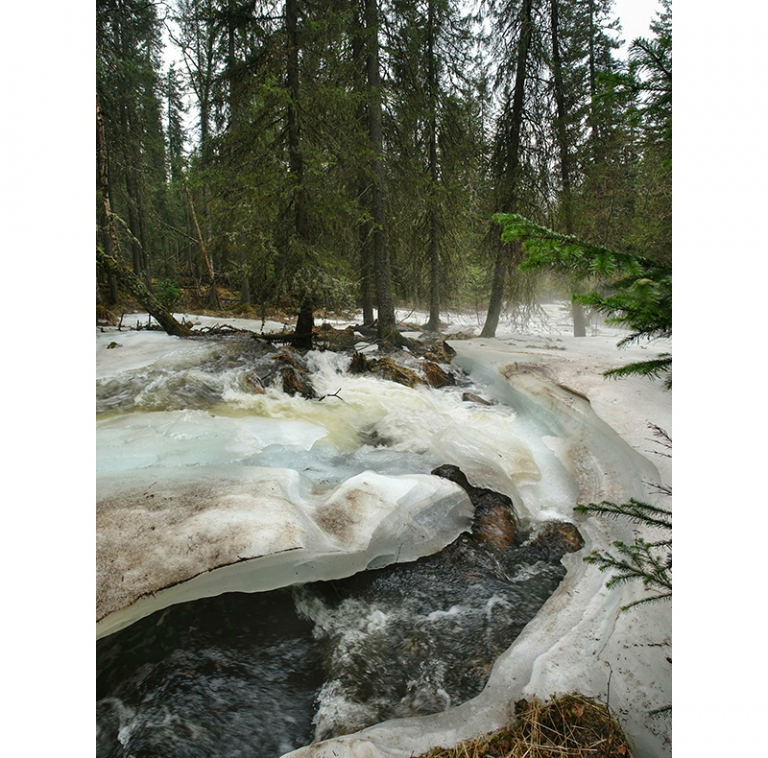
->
<box><xmin>348</xmin><ymin>351</ymin><xmax>424</xmax><ymax>388</ymax></box>
<box><xmin>315</xmin><ymin>325</ymin><xmax>358</xmax><ymax>350</ymax></box>
<box><xmin>281</xmin><ymin>366</ymin><xmax>316</xmax><ymax>399</ymax></box>
<box><xmin>432</xmin><ymin>464</ymin><xmax>520</xmax><ymax>549</ymax></box>
<box><xmin>474</xmin><ymin>505</ymin><xmax>517</xmax><ymax>550</ymax></box>
<box><xmin>430</xmin><ymin>463</ymin><xmax>469</xmax><ymax>488</ymax></box>
<box><xmin>528</xmin><ymin>521</ymin><xmax>584</xmax><ymax>559</ymax></box>
<box><xmin>408</xmin><ymin>336</ymin><xmax>455</xmax><ymax>363</ymax></box>
<box><xmin>242</xmin><ymin>372</ymin><xmax>266</xmax><ymax>394</ymax></box>
<box><xmin>374</xmin><ymin>357</ymin><xmax>423</xmax><ymax>387</ymax></box>
<box><xmin>424</xmin><ymin>340</ymin><xmax>456</xmax><ymax>364</ymax></box>
<box><xmin>271</xmin><ymin>347</ymin><xmax>301</xmax><ymax>369</ymax></box>
<box><xmin>269</xmin><ymin>348</ymin><xmax>316</xmax><ymax>397</ymax></box>
<box><xmin>423</xmin><ymin>361</ymin><xmax>455</xmax><ymax>389</ymax></box>
<box><xmin>462</xmin><ymin>392</ymin><xmax>493</xmax><ymax>406</ymax></box>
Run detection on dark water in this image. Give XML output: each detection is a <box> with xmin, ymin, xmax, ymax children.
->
<box><xmin>96</xmin><ymin>525</ymin><xmax>572</xmax><ymax>758</ymax></box>
<box><xmin>96</xmin><ymin>589</ymin><xmax>324</xmax><ymax>758</ymax></box>
<box><xmin>297</xmin><ymin>531</ymin><xmax>569</xmax><ymax>740</ymax></box>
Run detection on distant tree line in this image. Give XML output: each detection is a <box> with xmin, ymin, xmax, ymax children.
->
<box><xmin>96</xmin><ymin>0</ymin><xmax>671</xmax><ymax>341</ymax></box>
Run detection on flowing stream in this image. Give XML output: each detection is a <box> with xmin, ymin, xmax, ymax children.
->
<box><xmin>96</xmin><ymin>328</ymin><xmax>643</xmax><ymax>758</ymax></box>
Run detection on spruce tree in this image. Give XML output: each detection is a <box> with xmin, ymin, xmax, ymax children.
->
<box><xmin>97</xmin><ymin>0</ymin><xmax>169</xmax><ymax>288</ymax></box>
<box><xmin>362</xmin><ymin>0</ymin><xmax>400</xmax><ymax>342</ymax></box>
<box><xmin>626</xmin><ymin>0</ymin><xmax>672</xmax><ymax>263</ymax></box>
<box><xmin>479</xmin><ymin>0</ymin><xmax>537</xmax><ymax>339</ymax></box>
<box><xmin>385</xmin><ymin>0</ymin><xmax>480</xmax><ymax>331</ymax></box>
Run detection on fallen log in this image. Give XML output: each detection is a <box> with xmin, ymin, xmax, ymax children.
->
<box><xmin>96</xmin><ymin>248</ymin><xmax>190</xmax><ymax>337</ymax></box>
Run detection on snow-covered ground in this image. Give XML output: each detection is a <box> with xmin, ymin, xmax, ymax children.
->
<box><xmin>96</xmin><ymin>303</ymin><xmax>672</xmax><ymax>758</ymax></box>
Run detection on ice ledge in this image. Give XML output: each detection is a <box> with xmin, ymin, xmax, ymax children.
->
<box><xmin>96</xmin><ymin>468</ymin><xmax>473</xmax><ymax>639</ymax></box>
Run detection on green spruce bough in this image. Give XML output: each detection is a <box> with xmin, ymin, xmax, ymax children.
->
<box><xmin>492</xmin><ymin>213</ymin><xmax>672</xmax><ymax>387</ymax></box>
<box><xmin>574</xmin><ymin>497</ymin><xmax>671</xmax><ymax>612</ymax></box>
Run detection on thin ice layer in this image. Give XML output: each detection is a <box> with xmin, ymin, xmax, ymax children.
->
<box><xmin>96</xmin><ymin>467</ymin><xmax>473</xmax><ymax>638</ymax></box>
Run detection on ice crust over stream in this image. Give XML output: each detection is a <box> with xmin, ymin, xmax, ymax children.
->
<box><xmin>96</xmin><ymin>309</ymin><xmax>672</xmax><ymax>758</ymax></box>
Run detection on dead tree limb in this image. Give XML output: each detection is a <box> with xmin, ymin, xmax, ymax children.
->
<box><xmin>184</xmin><ymin>183</ymin><xmax>220</xmax><ymax>309</ymax></box>
<box><xmin>317</xmin><ymin>389</ymin><xmax>344</xmax><ymax>402</ymax></box>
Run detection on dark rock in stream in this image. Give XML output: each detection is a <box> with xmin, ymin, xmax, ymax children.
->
<box><xmin>281</xmin><ymin>366</ymin><xmax>316</xmax><ymax>398</ymax></box>
<box><xmin>314</xmin><ymin>323</ymin><xmax>359</xmax><ymax>350</ymax></box>
<box><xmin>462</xmin><ymin>391</ymin><xmax>494</xmax><ymax>406</ymax></box>
<box><xmin>422</xmin><ymin>361</ymin><xmax>455</xmax><ymax>388</ymax></box>
<box><xmin>525</xmin><ymin>521</ymin><xmax>585</xmax><ymax>561</ymax></box>
<box><xmin>348</xmin><ymin>352</ymin><xmax>424</xmax><ymax>388</ymax></box>
<box><xmin>431</xmin><ymin>464</ymin><xmax>521</xmax><ymax>549</ymax></box>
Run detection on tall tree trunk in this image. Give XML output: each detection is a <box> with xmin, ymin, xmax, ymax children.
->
<box><xmin>120</xmin><ymin>95</ymin><xmax>153</xmax><ymax>290</ymax></box>
<box><xmin>226</xmin><ymin>0</ymin><xmax>252</xmax><ymax>305</ymax></box>
<box><xmin>360</xmin><ymin>213</ymin><xmax>375</xmax><ymax>325</ymax></box>
<box><xmin>588</xmin><ymin>0</ymin><xmax>600</xmax><ymax>163</ymax></box>
<box><xmin>239</xmin><ymin>230</ymin><xmax>251</xmax><ymax>305</ymax></box>
<box><xmin>352</xmin><ymin>3</ymin><xmax>375</xmax><ymax>326</ymax></box>
<box><xmin>227</xmin><ymin>0</ymin><xmax>239</xmax><ymax>133</ymax></box>
<box><xmin>550</xmin><ymin>0</ymin><xmax>586</xmax><ymax>336</ymax></box>
<box><xmin>96</xmin><ymin>93</ymin><xmax>120</xmax><ymax>305</ymax></box>
<box><xmin>287</xmin><ymin>0</ymin><xmax>314</xmax><ymax>349</ymax></box>
<box><xmin>425</xmin><ymin>0</ymin><xmax>441</xmax><ymax>333</ymax></box>
<box><xmin>191</xmin><ymin>11</ymin><xmax>217</xmax><ymax>308</ymax></box>
<box><xmin>287</xmin><ymin>0</ymin><xmax>308</xmax><ymax>241</ymax></box>
<box><xmin>481</xmin><ymin>251</ymin><xmax>509</xmax><ymax>338</ymax></box>
<box><xmin>480</xmin><ymin>0</ymin><xmax>534</xmax><ymax>339</ymax></box>
<box><xmin>364</xmin><ymin>0</ymin><xmax>399</xmax><ymax>342</ymax></box>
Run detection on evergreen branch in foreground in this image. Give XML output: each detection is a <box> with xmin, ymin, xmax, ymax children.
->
<box><xmin>492</xmin><ymin>213</ymin><xmax>672</xmax><ymax>387</ymax></box>
<box><xmin>574</xmin><ymin>499</ymin><xmax>671</xmax><ymax>529</ymax></box>
<box><xmin>575</xmin><ymin>498</ymin><xmax>671</xmax><ymax>613</ymax></box>
<box><xmin>493</xmin><ymin>213</ymin><xmax>652</xmax><ymax>279</ymax></box>
<box><xmin>603</xmin><ymin>355</ymin><xmax>672</xmax><ymax>389</ymax></box>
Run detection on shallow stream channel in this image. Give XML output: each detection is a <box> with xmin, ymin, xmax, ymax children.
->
<box><xmin>96</xmin><ymin>327</ymin><xmax>612</xmax><ymax>758</ymax></box>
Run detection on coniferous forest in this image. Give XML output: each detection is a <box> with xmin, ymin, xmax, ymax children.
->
<box><xmin>94</xmin><ymin>4</ymin><xmax>674</xmax><ymax>754</ymax></box>
<box><xmin>96</xmin><ymin>0</ymin><xmax>671</xmax><ymax>348</ymax></box>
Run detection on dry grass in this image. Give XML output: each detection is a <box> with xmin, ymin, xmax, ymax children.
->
<box><xmin>418</xmin><ymin>696</ymin><xmax>632</xmax><ymax>758</ymax></box>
